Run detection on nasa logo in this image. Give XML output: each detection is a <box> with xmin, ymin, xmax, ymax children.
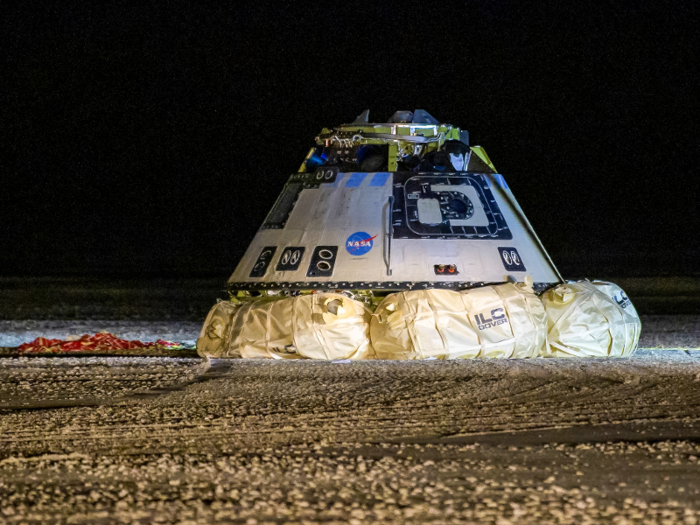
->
<box><xmin>346</xmin><ymin>231</ymin><xmax>377</xmax><ymax>256</ymax></box>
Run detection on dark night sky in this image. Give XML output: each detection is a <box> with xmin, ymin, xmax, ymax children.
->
<box><xmin>2</xmin><ymin>2</ymin><xmax>699</xmax><ymax>279</ymax></box>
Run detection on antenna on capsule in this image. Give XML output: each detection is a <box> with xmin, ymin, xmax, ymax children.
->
<box><xmin>351</xmin><ymin>109</ymin><xmax>370</xmax><ymax>124</ymax></box>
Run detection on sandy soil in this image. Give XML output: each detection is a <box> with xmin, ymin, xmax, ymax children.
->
<box><xmin>1</xmin><ymin>276</ymin><xmax>699</xmax><ymax>523</ymax></box>
<box><xmin>2</xmin><ymin>441</ymin><xmax>700</xmax><ymax>524</ymax></box>
<box><xmin>3</xmin><ymin>352</ymin><xmax>700</xmax><ymax>523</ymax></box>
<box><xmin>0</xmin><ymin>320</ymin><xmax>202</xmax><ymax>348</ymax></box>
<box><xmin>1</xmin><ymin>314</ymin><xmax>700</xmax><ymax>350</ymax></box>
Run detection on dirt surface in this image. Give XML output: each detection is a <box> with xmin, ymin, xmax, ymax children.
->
<box><xmin>3</xmin><ymin>314</ymin><xmax>700</xmax><ymax>350</ymax></box>
<box><xmin>0</xmin><ymin>320</ymin><xmax>202</xmax><ymax>348</ymax></box>
<box><xmin>2</xmin><ymin>441</ymin><xmax>700</xmax><ymax>524</ymax></box>
<box><xmin>2</xmin><ymin>278</ymin><xmax>699</xmax><ymax>522</ymax></box>
<box><xmin>3</xmin><ymin>350</ymin><xmax>700</xmax><ymax>523</ymax></box>
<box><xmin>0</xmin><ymin>277</ymin><xmax>225</xmax><ymax>322</ymax></box>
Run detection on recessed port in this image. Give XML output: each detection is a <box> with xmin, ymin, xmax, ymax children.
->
<box><xmin>434</xmin><ymin>264</ymin><xmax>459</xmax><ymax>275</ymax></box>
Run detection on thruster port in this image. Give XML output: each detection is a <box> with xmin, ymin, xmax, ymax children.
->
<box><xmin>434</xmin><ymin>264</ymin><xmax>458</xmax><ymax>275</ymax></box>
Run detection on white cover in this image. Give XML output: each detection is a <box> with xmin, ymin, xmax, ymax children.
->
<box><xmin>461</xmin><ymin>282</ymin><xmax>548</xmax><ymax>358</ymax></box>
<box><xmin>592</xmin><ymin>280</ymin><xmax>641</xmax><ymax>356</ymax></box>
<box><xmin>592</xmin><ymin>280</ymin><xmax>640</xmax><ymax>319</ymax></box>
<box><xmin>540</xmin><ymin>281</ymin><xmax>641</xmax><ymax>358</ymax></box>
<box><xmin>197</xmin><ymin>294</ymin><xmax>373</xmax><ymax>360</ymax></box>
<box><xmin>370</xmin><ymin>289</ymin><xmax>479</xmax><ymax>360</ymax></box>
<box><xmin>370</xmin><ymin>284</ymin><xmax>547</xmax><ymax>360</ymax></box>
<box><xmin>196</xmin><ymin>300</ymin><xmax>242</xmax><ymax>358</ymax></box>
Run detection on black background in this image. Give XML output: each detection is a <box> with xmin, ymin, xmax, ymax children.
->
<box><xmin>3</xmin><ymin>2</ymin><xmax>699</xmax><ymax>280</ymax></box>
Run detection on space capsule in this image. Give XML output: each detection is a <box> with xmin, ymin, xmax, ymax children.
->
<box><xmin>197</xmin><ymin>110</ymin><xmax>642</xmax><ymax>359</ymax></box>
<box><xmin>227</xmin><ymin>109</ymin><xmax>562</xmax><ymax>295</ymax></box>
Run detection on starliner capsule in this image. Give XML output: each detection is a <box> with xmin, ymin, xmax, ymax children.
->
<box><xmin>228</xmin><ymin>109</ymin><xmax>562</xmax><ymax>294</ymax></box>
<box><xmin>198</xmin><ymin>110</ymin><xmax>640</xmax><ymax>360</ymax></box>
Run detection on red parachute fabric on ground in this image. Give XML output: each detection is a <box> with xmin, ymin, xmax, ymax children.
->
<box><xmin>18</xmin><ymin>333</ymin><xmax>180</xmax><ymax>354</ymax></box>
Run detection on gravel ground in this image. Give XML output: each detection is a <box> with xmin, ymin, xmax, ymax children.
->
<box><xmin>3</xmin><ymin>351</ymin><xmax>700</xmax><ymax>523</ymax></box>
<box><xmin>638</xmin><ymin>315</ymin><xmax>700</xmax><ymax>349</ymax></box>
<box><xmin>0</xmin><ymin>277</ymin><xmax>225</xmax><ymax>322</ymax></box>
<box><xmin>2</xmin><ymin>279</ymin><xmax>700</xmax><ymax>522</ymax></box>
<box><xmin>1</xmin><ymin>314</ymin><xmax>699</xmax><ymax>350</ymax></box>
<box><xmin>2</xmin><ymin>441</ymin><xmax>700</xmax><ymax>524</ymax></box>
<box><xmin>0</xmin><ymin>320</ymin><xmax>202</xmax><ymax>348</ymax></box>
<box><xmin>0</xmin><ymin>357</ymin><xmax>207</xmax><ymax>408</ymax></box>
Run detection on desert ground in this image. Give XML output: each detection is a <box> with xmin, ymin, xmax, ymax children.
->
<box><xmin>1</xmin><ymin>277</ymin><xmax>700</xmax><ymax>524</ymax></box>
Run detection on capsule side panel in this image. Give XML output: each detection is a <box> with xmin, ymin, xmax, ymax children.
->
<box><xmin>228</xmin><ymin>172</ymin><xmax>560</xmax><ymax>290</ymax></box>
